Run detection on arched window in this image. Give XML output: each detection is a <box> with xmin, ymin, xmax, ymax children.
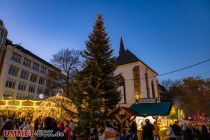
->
<box><xmin>133</xmin><ymin>66</ymin><xmax>141</xmax><ymax>100</ymax></box>
<box><xmin>118</xmin><ymin>75</ymin><xmax>126</xmax><ymax>104</ymax></box>
<box><xmin>119</xmin><ymin>75</ymin><xmax>125</xmax><ymax>86</ymax></box>
<box><xmin>151</xmin><ymin>80</ymin><xmax>156</xmax><ymax>98</ymax></box>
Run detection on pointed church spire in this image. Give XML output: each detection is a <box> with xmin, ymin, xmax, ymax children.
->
<box><xmin>119</xmin><ymin>37</ymin><xmax>125</xmax><ymax>56</ymax></box>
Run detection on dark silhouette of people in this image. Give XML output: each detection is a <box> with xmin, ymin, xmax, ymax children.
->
<box><xmin>142</xmin><ymin>119</ymin><xmax>154</xmax><ymax>140</ymax></box>
<box><xmin>1</xmin><ymin>118</ymin><xmax>13</xmax><ymax>140</ymax></box>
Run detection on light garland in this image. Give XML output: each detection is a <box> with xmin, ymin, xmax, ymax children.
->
<box><xmin>34</xmin><ymin>95</ymin><xmax>78</xmax><ymax>121</ymax></box>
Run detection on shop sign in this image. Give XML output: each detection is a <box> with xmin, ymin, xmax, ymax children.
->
<box><xmin>138</xmin><ymin>98</ymin><xmax>157</xmax><ymax>103</ymax></box>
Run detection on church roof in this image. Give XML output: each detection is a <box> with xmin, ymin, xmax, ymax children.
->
<box><xmin>116</xmin><ymin>38</ymin><xmax>158</xmax><ymax>75</ymax></box>
<box><xmin>116</xmin><ymin>49</ymin><xmax>139</xmax><ymax>65</ymax></box>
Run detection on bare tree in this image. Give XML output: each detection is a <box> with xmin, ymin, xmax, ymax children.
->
<box><xmin>51</xmin><ymin>49</ymin><xmax>81</xmax><ymax>97</ymax></box>
<box><xmin>160</xmin><ymin>79</ymin><xmax>174</xmax><ymax>91</ymax></box>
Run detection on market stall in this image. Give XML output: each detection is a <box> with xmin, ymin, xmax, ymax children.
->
<box><xmin>0</xmin><ymin>100</ymin><xmax>41</xmax><ymax>120</ymax></box>
<box><xmin>0</xmin><ymin>95</ymin><xmax>78</xmax><ymax>122</ymax></box>
<box><xmin>107</xmin><ymin>106</ymin><xmax>138</xmax><ymax>133</ymax></box>
<box><xmin>33</xmin><ymin>95</ymin><xmax>78</xmax><ymax>121</ymax></box>
<box><xmin>129</xmin><ymin>102</ymin><xmax>172</xmax><ymax>140</ymax></box>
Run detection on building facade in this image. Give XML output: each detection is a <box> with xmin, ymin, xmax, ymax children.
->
<box><xmin>0</xmin><ymin>40</ymin><xmax>59</xmax><ymax>100</ymax></box>
<box><xmin>115</xmin><ymin>38</ymin><xmax>159</xmax><ymax>107</ymax></box>
<box><xmin>0</xmin><ymin>20</ymin><xmax>8</xmax><ymax>74</ymax></box>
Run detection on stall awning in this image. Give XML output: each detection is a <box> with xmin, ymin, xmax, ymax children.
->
<box><xmin>129</xmin><ymin>102</ymin><xmax>172</xmax><ymax>116</ymax></box>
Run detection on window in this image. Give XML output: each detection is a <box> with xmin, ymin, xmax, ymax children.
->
<box><xmin>39</xmin><ymin>77</ymin><xmax>45</xmax><ymax>85</ymax></box>
<box><xmin>47</xmin><ymin>70</ymin><xmax>52</xmax><ymax>76</ymax></box>
<box><xmin>28</xmin><ymin>84</ymin><xmax>35</xmax><ymax>93</ymax></box>
<box><xmin>20</xmin><ymin>70</ymin><xmax>29</xmax><ymax>80</ymax></box>
<box><xmin>40</xmin><ymin>66</ymin><xmax>47</xmax><ymax>74</ymax></box>
<box><xmin>23</xmin><ymin>58</ymin><xmax>31</xmax><ymax>67</ymax></box>
<box><xmin>118</xmin><ymin>75</ymin><xmax>126</xmax><ymax>104</ymax></box>
<box><xmin>37</xmin><ymin>87</ymin><xmax>44</xmax><ymax>94</ymax></box>
<box><xmin>11</xmin><ymin>52</ymin><xmax>21</xmax><ymax>63</ymax></box>
<box><xmin>30</xmin><ymin>74</ymin><xmax>37</xmax><ymax>83</ymax></box>
<box><xmin>145</xmin><ymin>72</ymin><xmax>150</xmax><ymax>98</ymax></box>
<box><xmin>41</xmin><ymin>66</ymin><xmax>47</xmax><ymax>74</ymax></box>
<box><xmin>5</xmin><ymin>79</ymin><xmax>16</xmax><ymax>89</ymax></box>
<box><xmin>32</xmin><ymin>62</ymin><xmax>39</xmax><ymax>71</ymax></box>
<box><xmin>8</xmin><ymin>65</ymin><xmax>19</xmax><ymax>76</ymax></box>
<box><xmin>151</xmin><ymin>80</ymin><xmax>156</xmax><ymax>99</ymax></box>
<box><xmin>133</xmin><ymin>66</ymin><xmax>141</xmax><ymax>100</ymax></box>
<box><xmin>18</xmin><ymin>81</ymin><xmax>27</xmax><ymax>91</ymax></box>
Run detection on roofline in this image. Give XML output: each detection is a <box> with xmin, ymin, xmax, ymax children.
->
<box><xmin>6</xmin><ymin>39</ymin><xmax>59</xmax><ymax>71</ymax></box>
<box><xmin>117</xmin><ymin>60</ymin><xmax>158</xmax><ymax>75</ymax></box>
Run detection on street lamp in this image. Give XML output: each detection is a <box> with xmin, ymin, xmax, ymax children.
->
<box><xmin>39</xmin><ymin>94</ymin><xmax>44</xmax><ymax>99</ymax></box>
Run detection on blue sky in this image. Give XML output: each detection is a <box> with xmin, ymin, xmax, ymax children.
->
<box><xmin>0</xmin><ymin>0</ymin><xmax>210</xmax><ymax>81</ymax></box>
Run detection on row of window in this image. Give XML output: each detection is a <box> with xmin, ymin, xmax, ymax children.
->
<box><xmin>11</xmin><ymin>52</ymin><xmax>50</xmax><ymax>75</ymax></box>
<box><xmin>5</xmin><ymin>79</ymin><xmax>45</xmax><ymax>94</ymax></box>
<box><xmin>8</xmin><ymin>65</ymin><xmax>46</xmax><ymax>85</ymax></box>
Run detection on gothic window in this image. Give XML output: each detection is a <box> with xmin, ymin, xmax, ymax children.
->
<box><xmin>145</xmin><ymin>72</ymin><xmax>150</xmax><ymax>98</ymax></box>
<box><xmin>133</xmin><ymin>66</ymin><xmax>141</xmax><ymax>100</ymax></box>
<box><xmin>151</xmin><ymin>80</ymin><xmax>156</xmax><ymax>98</ymax></box>
<box><xmin>118</xmin><ymin>75</ymin><xmax>126</xmax><ymax>104</ymax></box>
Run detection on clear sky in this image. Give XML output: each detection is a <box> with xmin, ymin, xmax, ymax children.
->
<box><xmin>0</xmin><ymin>0</ymin><xmax>210</xmax><ymax>81</ymax></box>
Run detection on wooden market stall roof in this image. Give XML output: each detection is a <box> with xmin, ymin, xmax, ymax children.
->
<box><xmin>108</xmin><ymin>102</ymin><xmax>172</xmax><ymax>117</ymax></box>
<box><xmin>107</xmin><ymin>106</ymin><xmax>139</xmax><ymax>117</ymax></box>
<box><xmin>130</xmin><ymin>102</ymin><xmax>172</xmax><ymax>116</ymax></box>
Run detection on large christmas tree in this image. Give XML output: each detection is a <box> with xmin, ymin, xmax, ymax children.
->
<box><xmin>71</xmin><ymin>14</ymin><xmax>121</xmax><ymax>135</ymax></box>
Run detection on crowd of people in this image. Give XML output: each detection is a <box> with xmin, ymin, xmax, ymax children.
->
<box><xmin>88</xmin><ymin>120</ymin><xmax>138</xmax><ymax>140</ymax></box>
<box><xmin>168</xmin><ymin>121</ymin><xmax>210</xmax><ymax>140</ymax></box>
<box><xmin>91</xmin><ymin>119</ymin><xmax>210</xmax><ymax>140</ymax></box>
<box><xmin>1</xmin><ymin>113</ymin><xmax>210</xmax><ymax>140</ymax></box>
<box><xmin>0</xmin><ymin>115</ymin><xmax>76</xmax><ymax>140</ymax></box>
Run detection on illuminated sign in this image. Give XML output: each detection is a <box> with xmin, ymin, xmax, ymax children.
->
<box><xmin>138</xmin><ymin>98</ymin><xmax>157</xmax><ymax>103</ymax></box>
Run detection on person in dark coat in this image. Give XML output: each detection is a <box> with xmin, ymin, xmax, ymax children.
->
<box><xmin>127</xmin><ymin>122</ymin><xmax>138</xmax><ymax>140</ymax></box>
<box><xmin>183</xmin><ymin>125</ymin><xmax>193</xmax><ymax>140</ymax></box>
<box><xmin>1</xmin><ymin>119</ymin><xmax>14</xmax><ymax>140</ymax></box>
<box><xmin>142</xmin><ymin>119</ymin><xmax>155</xmax><ymax>140</ymax></box>
<box><xmin>201</xmin><ymin>125</ymin><xmax>209</xmax><ymax>140</ymax></box>
<box><xmin>172</xmin><ymin>121</ymin><xmax>182</xmax><ymax>140</ymax></box>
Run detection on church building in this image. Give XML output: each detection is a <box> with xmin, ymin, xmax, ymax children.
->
<box><xmin>115</xmin><ymin>38</ymin><xmax>159</xmax><ymax>107</ymax></box>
